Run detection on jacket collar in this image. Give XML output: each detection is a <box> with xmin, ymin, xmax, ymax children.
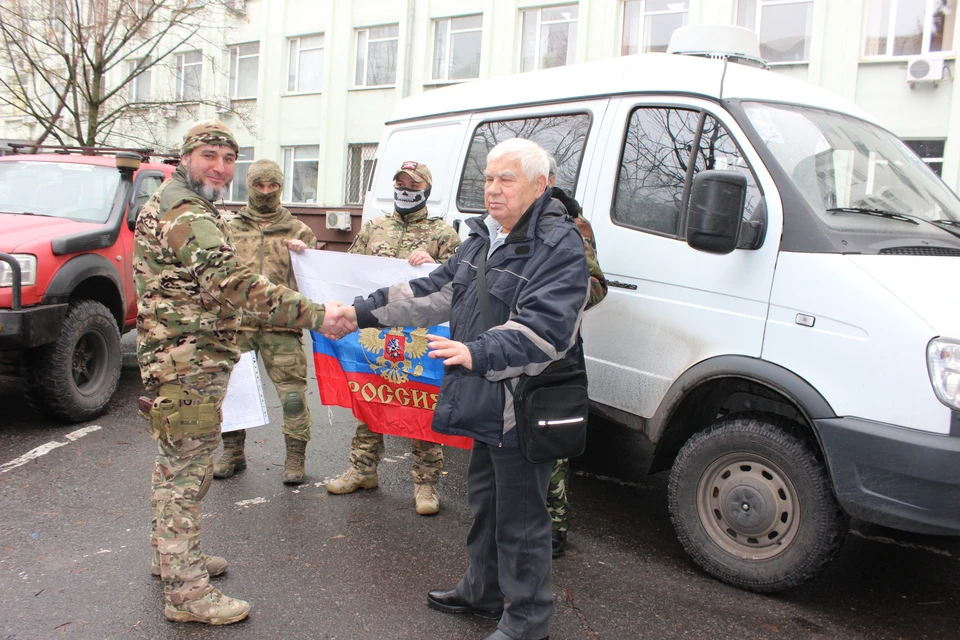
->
<box><xmin>387</xmin><ymin>207</ymin><xmax>430</xmax><ymax>225</ymax></box>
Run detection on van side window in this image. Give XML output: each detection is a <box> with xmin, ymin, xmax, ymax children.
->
<box><xmin>697</xmin><ymin>115</ymin><xmax>764</xmax><ymax>229</ymax></box>
<box><xmin>613</xmin><ymin>107</ymin><xmax>703</xmax><ymax>236</ymax></box>
<box><xmin>458</xmin><ymin>113</ymin><xmax>591</xmax><ymax>211</ymax></box>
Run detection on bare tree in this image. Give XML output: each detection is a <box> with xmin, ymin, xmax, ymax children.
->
<box><xmin>0</xmin><ymin>0</ymin><xmax>254</xmax><ymax>151</ymax></box>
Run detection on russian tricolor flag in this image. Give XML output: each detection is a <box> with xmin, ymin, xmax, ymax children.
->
<box><xmin>311</xmin><ymin>325</ymin><xmax>472</xmax><ymax>449</ymax></box>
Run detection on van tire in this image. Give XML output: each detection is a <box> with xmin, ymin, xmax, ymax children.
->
<box><xmin>667</xmin><ymin>413</ymin><xmax>848</xmax><ymax>593</ymax></box>
<box><xmin>25</xmin><ymin>300</ymin><xmax>122</xmax><ymax>423</ymax></box>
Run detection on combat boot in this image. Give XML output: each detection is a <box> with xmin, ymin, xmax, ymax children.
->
<box><xmin>415</xmin><ymin>484</ymin><xmax>440</xmax><ymax>515</ymax></box>
<box><xmin>282</xmin><ymin>436</ymin><xmax>307</xmax><ymax>485</ymax></box>
<box><xmin>164</xmin><ymin>588</ymin><xmax>250</xmax><ymax>625</ymax></box>
<box><xmin>213</xmin><ymin>431</ymin><xmax>246</xmax><ymax>479</ymax></box>
<box><xmin>152</xmin><ymin>553</ymin><xmax>229</xmax><ymax>578</ymax></box>
<box><xmin>326</xmin><ymin>466</ymin><xmax>378</xmax><ymax>494</ymax></box>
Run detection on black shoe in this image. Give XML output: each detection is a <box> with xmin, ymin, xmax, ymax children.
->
<box><xmin>552</xmin><ymin>530</ymin><xmax>567</xmax><ymax>558</ymax></box>
<box><xmin>427</xmin><ymin>588</ymin><xmax>503</xmax><ymax>620</ymax></box>
<box><xmin>482</xmin><ymin>630</ymin><xmax>549</xmax><ymax>640</ymax></box>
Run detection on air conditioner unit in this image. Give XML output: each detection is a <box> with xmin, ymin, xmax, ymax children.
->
<box><xmin>907</xmin><ymin>57</ymin><xmax>944</xmax><ymax>86</ymax></box>
<box><xmin>161</xmin><ymin>105</ymin><xmax>177</xmax><ymax>119</ymax></box>
<box><xmin>214</xmin><ymin>98</ymin><xmax>231</xmax><ymax>114</ymax></box>
<box><xmin>325</xmin><ymin>210</ymin><xmax>352</xmax><ymax>231</ymax></box>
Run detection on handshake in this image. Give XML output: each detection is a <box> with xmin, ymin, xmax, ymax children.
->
<box><xmin>319</xmin><ymin>302</ymin><xmax>358</xmax><ymax>340</ymax></box>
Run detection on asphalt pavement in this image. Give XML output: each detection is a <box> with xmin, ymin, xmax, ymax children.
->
<box><xmin>0</xmin><ymin>333</ymin><xmax>958</xmax><ymax>639</ymax></box>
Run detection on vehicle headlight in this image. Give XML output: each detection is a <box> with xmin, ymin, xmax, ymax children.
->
<box><xmin>0</xmin><ymin>254</ymin><xmax>37</xmax><ymax>287</ymax></box>
<box><xmin>927</xmin><ymin>338</ymin><xmax>960</xmax><ymax>411</ymax></box>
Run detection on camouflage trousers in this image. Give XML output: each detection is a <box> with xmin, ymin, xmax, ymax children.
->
<box><xmin>548</xmin><ymin>458</ymin><xmax>570</xmax><ymax>532</ymax></box>
<box><xmin>236</xmin><ymin>330</ymin><xmax>311</xmax><ymax>441</ymax></box>
<box><xmin>150</xmin><ymin>375</ymin><xmax>227</xmax><ymax>605</ymax></box>
<box><xmin>349</xmin><ymin>421</ymin><xmax>444</xmax><ymax>485</ymax></box>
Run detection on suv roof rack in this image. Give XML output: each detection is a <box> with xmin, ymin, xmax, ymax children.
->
<box><xmin>7</xmin><ymin>143</ymin><xmax>180</xmax><ymax>163</ymax></box>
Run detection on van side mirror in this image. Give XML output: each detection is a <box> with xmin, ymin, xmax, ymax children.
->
<box><xmin>686</xmin><ymin>170</ymin><xmax>747</xmax><ymax>255</ymax></box>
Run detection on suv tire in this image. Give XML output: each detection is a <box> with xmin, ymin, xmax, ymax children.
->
<box><xmin>667</xmin><ymin>413</ymin><xmax>848</xmax><ymax>593</ymax></box>
<box><xmin>25</xmin><ymin>300</ymin><xmax>122</xmax><ymax>423</ymax></box>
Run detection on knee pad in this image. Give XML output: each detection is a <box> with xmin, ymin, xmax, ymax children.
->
<box><xmin>282</xmin><ymin>391</ymin><xmax>305</xmax><ymax>416</ymax></box>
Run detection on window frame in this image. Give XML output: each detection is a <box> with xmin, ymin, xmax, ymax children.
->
<box><xmin>287</xmin><ymin>34</ymin><xmax>325</xmax><ymax>93</ymax></box>
<box><xmin>345</xmin><ymin>142</ymin><xmax>378</xmax><ymax>205</ymax></box>
<box><xmin>520</xmin><ymin>4</ymin><xmax>579</xmax><ymax>73</ymax></box>
<box><xmin>432</xmin><ymin>14</ymin><xmax>484</xmax><ymax>81</ymax></box>
<box><xmin>175</xmin><ymin>50</ymin><xmax>203</xmax><ymax>102</ymax></box>
<box><xmin>354</xmin><ymin>24</ymin><xmax>400</xmax><ymax>88</ymax></box>
<box><xmin>228</xmin><ymin>146</ymin><xmax>255</xmax><ymax>203</ymax></box>
<box><xmin>127</xmin><ymin>57</ymin><xmax>152</xmax><ymax>103</ymax></box>
<box><xmin>611</xmin><ymin>103</ymin><xmax>764</xmax><ymax>244</ymax></box>
<box><xmin>455</xmin><ymin>110</ymin><xmax>594</xmax><ymax>213</ymax></box>
<box><xmin>737</xmin><ymin>0</ymin><xmax>815</xmax><ymax>64</ymax></box>
<box><xmin>621</xmin><ymin>0</ymin><xmax>690</xmax><ymax>56</ymax></box>
<box><xmin>861</xmin><ymin>0</ymin><xmax>957</xmax><ymax>59</ymax></box>
<box><xmin>902</xmin><ymin>138</ymin><xmax>946</xmax><ymax>177</ymax></box>
<box><xmin>281</xmin><ymin>145</ymin><xmax>320</xmax><ymax>204</ymax></box>
<box><xmin>228</xmin><ymin>42</ymin><xmax>260</xmax><ymax>99</ymax></box>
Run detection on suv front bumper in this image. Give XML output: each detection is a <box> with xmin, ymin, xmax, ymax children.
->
<box><xmin>816</xmin><ymin>416</ymin><xmax>960</xmax><ymax>535</ymax></box>
<box><xmin>0</xmin><ymin>304</ymin><xmax>68</xmax><ymax>350</ymax></box>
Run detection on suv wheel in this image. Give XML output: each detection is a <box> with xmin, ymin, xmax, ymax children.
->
<box><xmin>667</xmin><ymin>413</ymin><xmax>848</xmax><ymax>593</ymax></box>
<box><xmin>26</xmin><ymin>300</ymin><xmax>121</xmax><ymax>423</ymax></box>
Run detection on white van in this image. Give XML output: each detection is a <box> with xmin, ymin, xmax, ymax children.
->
<box><xmin>361</xmin><ymin>27</ymin><xmax>960</xmax><ymax>593</ymax></box>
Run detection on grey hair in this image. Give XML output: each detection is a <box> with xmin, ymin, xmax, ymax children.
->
<box><xmin>548</xmin><ymin>155</ymin><xmax>558</xmax><ymax>177</ymax></box>
<box><xmin>487</xmin><ymin>138</ymin><xmax>550</xmax><ymax>182</ymax></box>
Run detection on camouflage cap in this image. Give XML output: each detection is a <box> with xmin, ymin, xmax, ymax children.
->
<box><xmin>393</xmin><ymin>160</ymin><xmax>432</xmax><ymax>187</ymax></box>
<box><xmin>181</xmin><ymin>119</ymin><xmax>240</xmax><ymax>157</ymax></box>
<box><xmin>247</xmin><ymin>159</ymin><xmax>284</xmax><ymax>190</ymax></box>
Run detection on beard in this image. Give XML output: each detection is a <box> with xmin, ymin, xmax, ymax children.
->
<box><xmin>183</xmin><ymin>160</ymin><xmax>230</xmax><ymax>202</ymax></box>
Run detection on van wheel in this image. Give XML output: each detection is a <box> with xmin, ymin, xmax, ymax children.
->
<box><xmin>25</xmin><ymin>300</ymin><xmax>121</xmax><ymax>423</ymax></box>
<box><xmin>667</xmin><ymin>413</ymin><xmax>848</xmax><ymax>593</ymax></box>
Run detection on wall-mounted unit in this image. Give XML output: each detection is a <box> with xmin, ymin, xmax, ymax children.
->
<box><xmin>325</xmin><ymin>211</ymin><xmax>352</xmax><ymax>231</ymax></box>
<box><xmin>907</xmin><ymin>57</ymin><xmax>944</xmax><ymax>87</ymax></box>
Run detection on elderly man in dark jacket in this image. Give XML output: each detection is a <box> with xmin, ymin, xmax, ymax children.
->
<box><xmin>332</xmin><ymin>137</ymin><xmax>588</xmax><ymax>640</ymax></box>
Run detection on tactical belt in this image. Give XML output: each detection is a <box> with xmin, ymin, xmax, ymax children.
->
<box><xmin>144</xmin><ymin>384</ymin><xmax>221</xmax><ymax>445</ymax></box>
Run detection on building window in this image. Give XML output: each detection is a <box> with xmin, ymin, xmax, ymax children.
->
<box><xmin>288</xmin><ymin>34</ymin><xmax>324</xmax><ymax>92</ymax></box>
<box><xmin>229</xmin><ymin>147</ymin><xmax>255</xmax><ymax>202</ymax></box>
<box><xmin>127</xmin><ymin>58</ymin><xmax>151</xmax><ymax>102</ymax></box>
<box><xmin>622</xmin><ymin>0</ymin><xmax>689</xmax><ymax>55</ymax></box>
<box><xmin>864</xmin><ymin>0</ymin><xmax>957</xmax><ymax>57</ymax></box>
<box><xmin>355</xmin><ymin>25</ymin><xmax>399</xmax><ymax>87</ymax></box>
<box><xmin>345</xmin><ymin>143</ymin><xmax>377</xmax><ymax>205</ymax></box>
<box><xmin>458</xmin><ymin>114</ymin><xmax>591</xmax><ymax>211</ymax></box>
<box><xmin>175</xmin><ymin>51</ymin><xmax>202</xmax><ymax>101</ymax></box>
<box><xmin>229</xmin><ymin>42</ymin><xmax>259</xmax><ymax>99</ymax></box>
<box><xmin>520</xmin><ymin>4</ymin><xmax>579</xmax><ymax>72</ymax></box>
<box><xmin>282</xmin><ymin>145</ymin><xmax>319</xmax><ymax>203</ymax></box>
<box><xmin>432</xmin><ymin>15</ymin><xmax>483</xmax><ymax>80</ymax></box>
<box><xmin>737</xmin><ymin>0</ymin><xmax>814</xmax><ymax>63</ymax></box>
<box><xmin>903</xmin><ymin>139</ymin><xmax>945</xmax><ymax>176</ymax></box>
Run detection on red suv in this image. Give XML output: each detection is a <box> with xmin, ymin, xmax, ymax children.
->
<box><xmin>0</xmin><ymin>147</ymin><xmax>175</xmax><ymax>422</ymax></box>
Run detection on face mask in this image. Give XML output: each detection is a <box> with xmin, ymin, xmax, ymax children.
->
<box><xmin>249</xmin><ymin>187</ymin><xmax>281</xmax><ymax>214</ymax></box>
<box><xmin>394</xmin><ymin>185</ymin><xmax>430</xmax><ymax>216</ymax></box>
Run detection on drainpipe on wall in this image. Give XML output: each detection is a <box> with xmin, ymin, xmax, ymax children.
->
<box><xmin>403</xmin><ymin>0</ymin><xmax>415</xmax><ymax>98</ymax></box>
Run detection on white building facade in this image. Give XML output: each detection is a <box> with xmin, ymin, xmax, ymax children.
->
<box><xmin>3</xmin><ymin>0</ymin><xmax>958</xmax><ymax>204</ymax></box>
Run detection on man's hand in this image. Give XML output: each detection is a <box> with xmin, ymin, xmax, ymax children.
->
<box><xmin>325</xmin><ymin>304</ymin><xmax>358</xmax><ymax>339</ymax></box>
<box><xmin>427</xmin><ymin>334</ymin><xmax>472</xmax><ymax>370</ymax></box>
<box><xmin>318</xmin><ymin>302</ymin><xmax>345</xmax><ymax>339</ymax></box>
<box><xmin>407</xmin><ymin>250</ymin><xmax>435</xmax><ymax>266</ymax></box>
<box><xmin>284</xmin><ymin>239</ymin><xmax>309</xmax><ymax>253</ymax></box>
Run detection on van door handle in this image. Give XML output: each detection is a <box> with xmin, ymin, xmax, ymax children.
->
<box><xmin>607</xmin><ymin>280</ymin><xmax>637</xmax><ymax>290</ymax></box>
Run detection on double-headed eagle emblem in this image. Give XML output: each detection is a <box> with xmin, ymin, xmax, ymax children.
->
<box><xmin>358</xmin><ymin>327</ymin><xmax>429</xmax><ymax>384</ymax></box>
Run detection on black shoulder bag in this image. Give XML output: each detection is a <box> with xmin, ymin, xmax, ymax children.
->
<box><xmin>476</xmin><ymin>241</ymin><xmax>589</xmax><ymax>463</ymax></box>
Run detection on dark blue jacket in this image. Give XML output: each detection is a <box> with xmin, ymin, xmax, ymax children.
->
<box><xmin>354</xmin><ymin>189</ymin><xmax>589</xmax><ymax>446</ymax></box>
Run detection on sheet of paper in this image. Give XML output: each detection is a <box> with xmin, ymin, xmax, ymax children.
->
<box><xmin>221</xmin><ymin>351</ymin><xmax>269</xmax><ymax>432</ymax></box>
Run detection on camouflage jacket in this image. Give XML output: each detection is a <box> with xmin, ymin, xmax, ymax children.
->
<box><xmin>575</xmin><ymin>217</ymin><xmax>608</xmax><ymax>309</ymax></box>
<box><xmin>349</xmin><ymin>208</ymin><xmax>461</xmax><ymax>260</ymax></box>
<box><xmin>134</xmin><ymin>165</ymin><xmax>325</xmax><ymax>391</ymax></box>
<box><xmin>224</xmin><ymin>205</ymin><xmax>318</xmax><ymax>333</ymax></box>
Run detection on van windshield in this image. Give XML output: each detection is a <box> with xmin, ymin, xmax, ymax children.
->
<box><xmin>742</xmin><ymin>102</ymin><xmax>960</xmax><ymax>236</ymax></box>
<box><xmin>0</xmin><ymin>161</ymin><xmax>121</xmax><ymax>223</ymax></box>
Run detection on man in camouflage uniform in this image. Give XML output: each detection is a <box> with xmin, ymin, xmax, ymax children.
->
<box><xmin>135</xmin><ymin>120</ymin><xmax>340</xmax><ymax>625</ymax></box>
<box><xmin>326</xmin><ymin>160</ymin><xmax>461</xmax><ymax>515</ymax></box>
<box><xmin>214</xmin><ymin>160</ymin><xmax>318</xmax><ymax>485</ymax></box>
<box><xmin>547</xmin><ymin>157</ymin><xmax>608</xmax><ymax>558</ymax></box>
